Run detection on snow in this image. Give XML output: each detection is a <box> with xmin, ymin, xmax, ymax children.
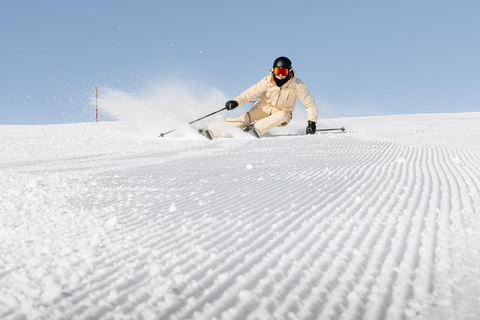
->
<box><xmin>1</xmin><ymin>112</ymin><xmax>480</xmax><ymax>319</ymax></box>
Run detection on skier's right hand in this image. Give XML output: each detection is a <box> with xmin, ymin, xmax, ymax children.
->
<box><xmin>225</xmin><ymin>100</ymin><xmax>238</xmax><ymax>110</ymax></box>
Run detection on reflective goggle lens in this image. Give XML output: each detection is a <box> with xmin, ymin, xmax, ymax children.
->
<box><xmin>274</xmin><ymin>67</ymin><xmax>289</xmax><ymax>76</ymax></box>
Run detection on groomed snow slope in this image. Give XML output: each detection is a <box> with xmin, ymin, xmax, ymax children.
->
<box><xmin>1</xmin><ymin>112</ymin><xmax>480</xmax><ymax>320</ymax></box>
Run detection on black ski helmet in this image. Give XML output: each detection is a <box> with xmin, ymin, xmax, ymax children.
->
<box><xmin>273</xmin><ymin>56</ymin><xmax>292</xmax><ymax>70</ymax></box>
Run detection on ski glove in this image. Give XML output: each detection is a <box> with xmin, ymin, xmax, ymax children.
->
<box><xmin>225</xmin><ymin>100</ymin><xmax>239</xmax><ymax>110</ymax></box>
<box><xmin>306</xmin><ymin>121</ymin><xmax>316</xmax><ymax>135</ymax></box>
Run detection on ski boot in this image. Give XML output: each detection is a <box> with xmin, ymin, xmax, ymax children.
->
<box><xmin>198</xmin><ymin>128</ymin><xmax>214</xmax><ymax>140</ymax></box>
<box><xmin>242</xmin><ymin>124</ymin><xmax>261</xmax><ymax>138</ymax></box>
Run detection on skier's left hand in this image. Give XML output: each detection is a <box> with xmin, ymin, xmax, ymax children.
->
<box><xmin>306</xmin><ymin>121</ymin><xmax>316</xmax><ymax>134</ymax></box>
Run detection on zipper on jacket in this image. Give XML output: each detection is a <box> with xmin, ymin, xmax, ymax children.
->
<box><xmin>271</xmin><ymin>88</ymin><xmax>282</xmax><ymax>115</ymax></box>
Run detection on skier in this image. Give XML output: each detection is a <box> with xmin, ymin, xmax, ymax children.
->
<box><xmin>201</xmin><ymin>56</ymin><xmax>318</xmax><ymax>139</ymax></box>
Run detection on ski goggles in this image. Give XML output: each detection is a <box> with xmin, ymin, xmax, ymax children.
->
<box><xmin>273</xmin><ymin>67</ymin><xmax>290</xmax><ymax>76</ymax></box>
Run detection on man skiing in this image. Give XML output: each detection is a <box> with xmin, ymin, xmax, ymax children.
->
<box><xmin>201</xmin><ymin>56</ymin><xmax>318</xmax><ymax>139</ymax></box>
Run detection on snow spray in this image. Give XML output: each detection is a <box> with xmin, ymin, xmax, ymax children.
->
<box><xmin>96</xmin><ymin>84</ymin><xmax>227</xmax><ymax>136</ymax></box>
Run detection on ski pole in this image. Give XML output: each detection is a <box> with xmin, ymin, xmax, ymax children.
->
<box><xmin>159</xmin><ymin>107</ymin><xmax>227</xmax><ymax>137</ymax></box>
<box><xmin>317</xmin><ymin>127</ymin><xmax>345</xmax><ymax>132</ymax></box>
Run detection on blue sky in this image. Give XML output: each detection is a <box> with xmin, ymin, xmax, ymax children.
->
<box><xmin>1</xmin><ymin>0</ymin><xmax>479</xmax><ymax>125</ymax></box>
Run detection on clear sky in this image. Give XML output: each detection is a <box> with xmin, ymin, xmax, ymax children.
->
<box><xmin>1</xmin><ymin>0</ymin><xmax>479</xmax><ymax>125</ymax></box>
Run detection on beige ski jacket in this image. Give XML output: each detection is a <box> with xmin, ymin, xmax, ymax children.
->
<box><xmin>233</xmin><ymin>71</ymin><xmax>317</xmax><ymax>122</ymax></box>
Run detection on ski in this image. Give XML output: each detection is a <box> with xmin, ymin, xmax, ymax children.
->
<box><xmin>170</xmin><ymin>127</ymin><xmax>345</xmax><ymax>140</ymax></box>
<box><xmin>317</xmin><ymin>127</ymin><xmax>345</xmax><ymax>132</ymax></box>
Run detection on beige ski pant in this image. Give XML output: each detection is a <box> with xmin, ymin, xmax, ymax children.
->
<box><xmin>209</xmin><ymin>105</ymin><xmax>291</xmax><ymax>138</ymax></box>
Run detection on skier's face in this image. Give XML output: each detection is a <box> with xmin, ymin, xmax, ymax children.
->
<box><xmin>274</xmin><ymin>73</ymin><xmax>286</xmax><ymax>80</ymax></box>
